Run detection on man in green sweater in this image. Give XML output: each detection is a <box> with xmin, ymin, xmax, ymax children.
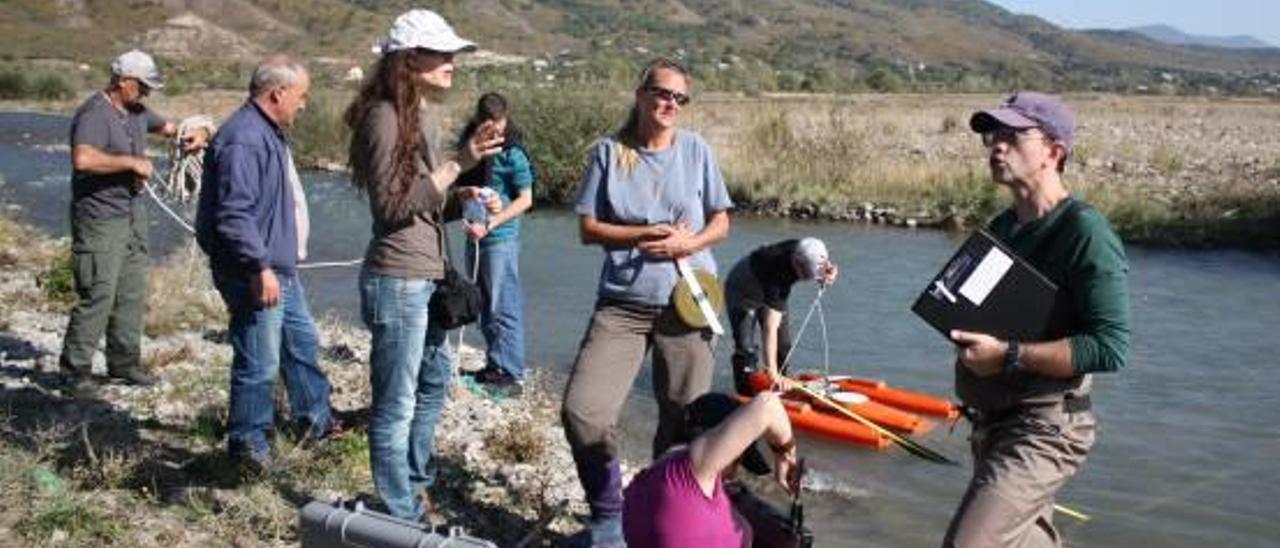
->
<box><xmin>943</xmin><ymin>92</ymin><xmax>1131</xmax><ymax>548</ymax></box>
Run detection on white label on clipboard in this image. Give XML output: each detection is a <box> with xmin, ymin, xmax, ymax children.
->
<box><xmin>958</xmin><ymin>247</ymin><xmax>1013</xmax><ymax>306</ymax></box>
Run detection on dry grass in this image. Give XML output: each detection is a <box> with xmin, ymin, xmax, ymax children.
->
<box><xmin>677</xmin><ymin>93</ymin><xmax>1280</xmax><ymax>244</ymax></box>
<box><xmin>142</xmin><ymin>341</ymin><xmax>196</xmax><ymax>373</ymax></box>
<box><xmin>485</xmin><ymin>413</ymin><xmax>549</xmax><ymax>466</ymax></box>
<box><xmin>145</xmin><ymin>243</ymin><xmax>226</xmax><ymax>338</ymax></box>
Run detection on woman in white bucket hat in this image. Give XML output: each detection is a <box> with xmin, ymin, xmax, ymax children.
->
<box><xmin>344</xmin><ymin>9</ymin><xmax>503</xmax><ymax>523</ymax></box>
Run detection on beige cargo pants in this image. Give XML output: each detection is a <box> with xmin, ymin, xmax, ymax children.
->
<box><xmin>943</xmin><ymin>406</ymin><xmax>1096</xmax><ymax>548</ymax></box>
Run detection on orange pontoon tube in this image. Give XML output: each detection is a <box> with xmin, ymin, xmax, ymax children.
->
<box><xmin>746</xmin><ymin>372</ymin><xmax>931</xmax><ymax>434</ymax></box>
<box><xmin>737</xmin><ymin>394</ymin><xmax>890</xmax><ymax>449</ymax></box>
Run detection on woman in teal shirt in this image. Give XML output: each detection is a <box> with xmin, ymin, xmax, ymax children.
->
<box><xmin>456</xmin><ymin>92</ymin><xmax>535</xmax><ymax>392</ymax></box>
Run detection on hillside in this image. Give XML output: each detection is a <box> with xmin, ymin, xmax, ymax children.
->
<box><xmin>3</xmin><ymin>0</ymin><xmax>1280</xmax><ymax>94</ymax></box>
<box><xmin>1127</xmin><ymin>24</ymin><xmax>1273</xmax><ymax>50</ymax></box>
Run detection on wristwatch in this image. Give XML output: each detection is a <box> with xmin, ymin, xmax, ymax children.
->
<box><xmin>1004</xmin><ymin>339</ymin><xmax>1022</xmax><ymax>376</ymax></box>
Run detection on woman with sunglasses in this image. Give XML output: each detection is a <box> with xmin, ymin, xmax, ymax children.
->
<box><xmin>562</xmin><ymin>58</ymin><xmax>733</xmax><ymax>546</ymax></box>
<box><xmin>344</xmin><ymin>9</ymin><xmax>502</xmax><ymax>522</ymax></box>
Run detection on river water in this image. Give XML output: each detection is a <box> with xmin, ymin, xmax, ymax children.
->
<box><xmin>2</xmin><ymin>111</ymin><xmax>1278</xmax><ymax>547</ymax></box>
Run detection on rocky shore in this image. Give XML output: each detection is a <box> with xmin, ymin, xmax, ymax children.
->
<box><xmin>0</xmin><ymin>214</ymin><xmax>607</xmax><ymax>546</ymax></box>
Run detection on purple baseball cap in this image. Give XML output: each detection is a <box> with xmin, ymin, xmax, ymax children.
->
<box><xmin>970</xmin><ymin>91</ymin><xmax>1074</xmax><ymax>153</ymax></box>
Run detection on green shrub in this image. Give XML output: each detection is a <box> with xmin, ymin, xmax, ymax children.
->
<box><xmin>38</xmin><ymin>249</ymin><xmax>76</xmax><ymax>307</ymax></box>
<box><xmin>290</xmin><ymin>92</ymin><xmax>351</xmax><ymax>168</ymax></box>
<box><xmin>30</xmin><ymin>73</ymin><xmax>73</xmax><ymax>100</ymax></box>
<box><xmin>514</xmin><ymin>88</ymin><xmax>626</xmax><ymax>204</ymax></box>
<box><xmin>866</xmin><ymin>68</ymin><xmax>906</xmax><ymax>93</ymax></box>
<box><xmin>20</xmin><ymin>495</ymin><xmax>126</xmax><ymax>545</ymax></box>
<box><xmin>0</xmin><ymin>69</ymin><xmax>74</xmax><ymax>100</ymax></box>
<box><xmin>0</xmin><ymin>70</ymin><xmax>29</xmax><ymax>99</ymax></box>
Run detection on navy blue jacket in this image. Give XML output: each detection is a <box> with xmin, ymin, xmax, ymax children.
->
<box><xmin>196</xmin><ymin>102</ymin><xmax>299</xmax><ymax>277</ymax></box>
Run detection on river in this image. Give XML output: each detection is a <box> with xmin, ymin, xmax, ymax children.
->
<box><xmin>2</xmin><ymin>111</ymin><xmax>1278</xmax><ymax>547</ymax></box>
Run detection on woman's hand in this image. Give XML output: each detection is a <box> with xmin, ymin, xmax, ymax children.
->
<box><xmin>771</xmin><ymin>440</ymin><xmax>801</xmax><ymax>496</ymax></box>
<box><xmin>637</xmin><ymin>223</ymin><xmax>695</xmax><ymax>258</ymax></box>
<box><xmin>767</xmin><ymin>371</ymin><xmax>798</xmax><ymax>393</ymax></box>
<box><xmin>484</xmin><ymin>191</ymin><xmax>502</xmax><ymax>213</ymax></box>
<box><xmin>458</xmin><ymin>120</ymin><xmax>504</xmax><ymax>172</ymax></box>
<box><xmin>465</xmin><ymin>221</ymin><xmax>489</xmax><ymax>241</ymax></box>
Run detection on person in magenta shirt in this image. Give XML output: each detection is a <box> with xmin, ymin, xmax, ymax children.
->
<box><xmin>623</xmin><ymin>392</ymin><xmax>800</xmax><ymax>547</ymax></box>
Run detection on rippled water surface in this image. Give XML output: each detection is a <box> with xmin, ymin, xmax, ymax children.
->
<box><xmin>3</xmin><ymin>111</ymin><xmax>1278</xmax><ymax>547</ymax></box>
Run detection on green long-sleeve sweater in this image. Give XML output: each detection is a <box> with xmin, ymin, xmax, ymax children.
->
<box><xmin>988</xmin><ymin>196</ymin><xmax>1131</xmax><ymax>374</ymax></box>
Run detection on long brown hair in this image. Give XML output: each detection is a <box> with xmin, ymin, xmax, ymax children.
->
<box><xmin>344</xmin><ymin>49</ymin><xmax>437</xmax><ymax>196</ymax></box>
<box><xmin>615</xmin><ymin>58</ymin><xmax>690</xmax><ymax>173</ymax></box>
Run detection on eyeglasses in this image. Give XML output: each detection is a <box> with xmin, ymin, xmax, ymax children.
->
<box><xmin>646</xmin><ymin>85</ymin><xmax>691</xmax><ymax>107</ymax></box>
<box><xmin>980</xmin><ymin>128</ymin><xmax>1048</xmax><ymax>148</ymax></box>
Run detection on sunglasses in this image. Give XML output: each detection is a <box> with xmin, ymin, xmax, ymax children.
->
<box><xmin>980</xmin><ymin>128</ymin><xmax>1048</xmax><ymax>148</ymax></box>
<box><xmin>646</xmin><ymin>85</ymin><xmax>691</xmax><ymax>107</ymax></box>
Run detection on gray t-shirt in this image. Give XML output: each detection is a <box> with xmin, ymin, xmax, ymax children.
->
<box><xmin>574</xmin><ymin>129</ymin><xmax>733</xmax><ymax>306</ymax></box>
<box><xmin>69</xmin><ymin>93</ymin><xmax>164</xmax><ymax>219</ymax></box>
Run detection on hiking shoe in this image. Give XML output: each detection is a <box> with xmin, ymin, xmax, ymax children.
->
<box><xmin>294</xmin><ymin>416</ymin><xmax>348</xmax><ymax>443</ymax></box>
<box><xmin>230</xmin><ymin>446</ymin><xmax>276</xmax><ymax>477</ymax></box>
<box><xmin>567</xmin><ymin>515</ymin><xmax>625</xmax><ymax>548</ymax></box>
<box><xmin>416</xmin><ymin>491</ymin><xmax>448</xmax><ymax>528</ymax></box>
<box><xmin>475</xmin><ymin>366</ymin><xmax>519</xmax><ymax>385</ymax></box>
<box><xmin>476</xmin><ymin>367</ymin><xmax>523</xmax><ymax>398</ymax></box>
<box><xmin>108</xmin><ymin>367</ymin><xmax>157</xmax><ymax>386</ymax></box>
<box><xmin>63</xmin><ymin>376</ymin><xmax>99</xmax><ymax>399</ymax></box>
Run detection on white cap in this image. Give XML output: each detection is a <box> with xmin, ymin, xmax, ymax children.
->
<box><xmin>373</xmin><ymin>9</ymin><xmax>477</xmax><ymax>54</ymax></box>
<box><xmin>110</xmin><ymin>49</ymin><xmax>164</xmax><ymax>89</ymax></box>
<box><xmin>794</xmin><ymin>238</ymin><xmax>829</xmax><ymax>280</ymax></box>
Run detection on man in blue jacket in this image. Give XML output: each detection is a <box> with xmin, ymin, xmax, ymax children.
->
<box><xmin>196</xmin><ymin>54</ymin><xmax>334</xmax><ymax>472</ymax></box>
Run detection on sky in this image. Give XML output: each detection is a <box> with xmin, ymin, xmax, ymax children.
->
<box><xmin>987</xmin><ymin>0</ymin><xmax>1280</xmax><ymax>48</ymax></box>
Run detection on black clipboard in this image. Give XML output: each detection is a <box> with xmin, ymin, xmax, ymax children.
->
<box><xmin>911</xmin><ymin>229</ymin><xmax>1058</xmax><ymax>341</ymax></box>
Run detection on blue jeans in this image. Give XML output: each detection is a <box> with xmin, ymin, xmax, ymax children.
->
<box><xmin>359</xmin><ymin>270</ymin><xmax>454</xmax><ymax>520</ymax></box>
<box><xmin>214</xmin><ymin>271</ymin><xmax>332</xmax><ymax>457</ymax></box>
<box><xmin>467</xmin><ymin>239</ymin><xmax>525</xmax><ymax>379</ymax></box>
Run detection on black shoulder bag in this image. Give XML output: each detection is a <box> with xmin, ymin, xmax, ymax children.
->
<box><xmin>429</xmin><ymin>217</ymin><xmax>483</xmax><ymax>330</ymax></box>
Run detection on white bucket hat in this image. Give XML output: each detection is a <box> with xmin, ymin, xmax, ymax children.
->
<box><xmin>373</xmin><ymin>9</ymin><xmax>476</xmax><ymax>54</ymax></box>
<box><xmin>794</xmin><ymin>238</ymin><xmax>830</xmax><ymax>280</ymax></box>
<box><xmin>111</xmin><ymin>49</ymin><xmax>164</xmax><ymax>89</ymax></box>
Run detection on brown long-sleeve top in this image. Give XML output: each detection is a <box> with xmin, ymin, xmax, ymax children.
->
<box><xmin>351</xmin><ymin>101</ymin><xmax>449</xmax><ymax>279</ymax></box>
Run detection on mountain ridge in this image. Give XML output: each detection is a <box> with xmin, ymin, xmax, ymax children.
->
<box><xmin>2</xmin><ymin>0</ymin><xmax>1278</xmax><ymax>94</ymax></box>
<box><xmin>1126</xmin><ymin>24</ymin><xmax>1273</xmax><ymax>50</ymax></box>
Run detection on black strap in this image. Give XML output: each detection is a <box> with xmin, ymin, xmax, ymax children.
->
<box><xmin>962</xmin><ymin>394</ymin><xmax>1092</xmax><ymax>425</ymax></box>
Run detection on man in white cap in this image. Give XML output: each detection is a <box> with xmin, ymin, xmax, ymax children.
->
<box><xmin>59</xmin><ymin>49</ymin><xmax>209</xmax><ymax>399</ymax></box>
<box><xmin>724</xmin><ymin>238</ymin><xmax>839</xmax><ymax>395</ymax></box>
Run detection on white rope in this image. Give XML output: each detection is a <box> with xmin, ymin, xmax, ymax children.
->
<box><xmin>143</xmin><ymin>173</ymin><xmax>362</xmax><ymax>270</ymax></box>
<box><xmin>450</xmin><ymin>233</ymin><xmax>481</xmax><ymax>382</ymax></box>
<box><xmin>456</xmin><ymin>236</ymin><xmax>480</xmax><ymax>353</ymax></box>
<box><xmin>816</xmin><ymin>289</ymin><xmax>831</xmax><ymax>389</ymax></box>
<box><xmin>160</xmin><ymin>115</ymin><xmax>216</xmax><ymax>204</ymax></box>
<box><xmin>144</xmin><ymin>181</ymin><xmax>196</xmax><ymax>233</ymax></box>
<box><xmin>780</xmin><ymin>286</ymin><xmax>825</xmax><ymax>373</ymax></box>
<box><xmin>297</xmin><ymin>259</ymin><xmax>364</xmax><ymax>270</ymax></box>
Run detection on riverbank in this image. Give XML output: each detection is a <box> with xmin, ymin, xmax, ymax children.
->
<box><xmin>0</xmin><ymin>213</ymin><xmax>606</xmax><ymax>546</ymax></box>
<box><xmin>4</xmin><ymin>89</ymin><xmax>1278</xmax><ymax>250</ymax></box>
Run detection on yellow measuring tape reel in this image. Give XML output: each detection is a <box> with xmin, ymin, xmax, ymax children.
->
<box><xmin>672</xmin><ymin>268</ymin><xmax>725</xmax><ymax>330</ymax></box>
